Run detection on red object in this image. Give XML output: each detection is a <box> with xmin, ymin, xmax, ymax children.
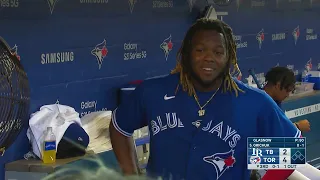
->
<box><xmin>262</xmin><ymin>169</ymin><xmax>294</xmax><ymax>180</ymax></box>
<box><xmin>129</xmin><ymin>80</ymin><xmax>143</xmax><ymax>85</ymax></box>
<box><xmin>101</xmin><ymin>47</ymin><xmax>108</xmax><ymax>57</ymax></box>
<box><xmin>224</xmin><ymin>156</ymin><xmax>235</xmax><ymax>167</ymax></box>
<box><xmin>260</xmin><ymin>33</ymin><xmax>265</xmax><ymax>41</ymax></box>
<box><xmin>167</xmin><ymin>41</ymin><xmax>173</xmax><ymax>50</ymax></box>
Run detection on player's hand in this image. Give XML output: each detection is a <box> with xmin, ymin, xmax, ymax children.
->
<box><xmin>250</xmin><ymin>170</ymin><xmax>261</xmax><ymax>180</ymax></box>
<box><xmin>296</xmin><ymin>120</ymin><xmax>310</xmax><ymax>132</ymax></box>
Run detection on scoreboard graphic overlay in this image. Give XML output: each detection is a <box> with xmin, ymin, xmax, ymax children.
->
<box><xmin>247</xmin><ymin>137</ymin><xmax>306</xmax><ymax>169</ymax></box>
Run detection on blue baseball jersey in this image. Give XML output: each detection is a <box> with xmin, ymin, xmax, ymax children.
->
<box><xmin>112</xmin><ymin>73</ymin><xmax>301</xmax><ymax>180</ymax></box>
<box><xmin>275</xmin><ymin>100</ymin><xmax>282</xmax><ymax>108</ymax></box>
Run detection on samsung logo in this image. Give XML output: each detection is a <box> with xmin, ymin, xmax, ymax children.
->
<box><xmin>41</xmin><ymin>52</ymin><xmax>74</xmax><ymax>64</ymax></box>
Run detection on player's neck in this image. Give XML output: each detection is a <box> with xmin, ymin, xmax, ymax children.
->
<box><xmin>264</xmin><ymin>86</ymin><xmax>277</xmax><ymax>100</ymax></box>
<box><xmin>191</xmin><ymin>78</ymin><xmax>222</xmax><ymax>92</ymax></box>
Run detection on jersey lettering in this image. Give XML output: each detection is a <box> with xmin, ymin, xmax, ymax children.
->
<box><xmin>157</xmin><ymin>116</ymin><xmax>167</xmax><ymax>131</ymax></box>
<box><xmin>150</xmin><ymin>112</ymin><xmax>184</xmax><ymax>136</ymax></box>
<box><xmin>151</xmin><ymin>120</ymin><xmax>160</xmax><ymax>135</ymax></box>
<box><xmin>166</xmin><ymin>112</ymin><xmax>177</xmax><ymax>128</ymax></box>
<box><xmin>229</xmin><ymin>134</ymin><xmax>241</xmax><ymax>148</ymax></box>
<box><xmin>208</xmin><ymin>121</ymin><xmax>223</xmax><ymax>137</ymax></box>
<box><xmin>203</xmin><ymin>120</ymin><xmax>241</xmax><ymax>149</ymax></box>
<box><xmin>223</xmin><ymin>126</ymin><xmax>237</xmax><ymax>141</ymax></box>
<box><xmin>202</xmin><ymin>120</ymin><xmax>212</xmax><ymax>131</ymax></box>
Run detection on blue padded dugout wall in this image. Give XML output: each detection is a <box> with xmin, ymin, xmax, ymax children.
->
<box><xmin>0</xmin><ymin>0</ymin><xmax>319</xmax><ymax>179</ymax></box>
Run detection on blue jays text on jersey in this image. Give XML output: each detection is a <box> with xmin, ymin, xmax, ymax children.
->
<box><xmin>112</xmin><ymin>73</ymin><xmax>301</xmax><ymax>180</ymax></box>
<box><xmin>150</xmin><ymin>116</ymin><xmax>241</xmax><ymax>149</ymax></box>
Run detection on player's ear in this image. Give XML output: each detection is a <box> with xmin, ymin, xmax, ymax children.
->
<box><xmin>275</xmin><ymin>82</ymin><xmax>281</xmax><ymax>90</ymax></box>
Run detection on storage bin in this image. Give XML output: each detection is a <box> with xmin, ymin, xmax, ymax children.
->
<box><xmin>293</xmin><ymin>82</ymin><xmax>314</xmax><ymax>94</ymax></box>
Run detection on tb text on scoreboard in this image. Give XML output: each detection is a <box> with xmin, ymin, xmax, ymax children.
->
<box><xmin>247</xmin><ymin>137</ymin><xmax>306</xmax><ymax>170</ymax></box>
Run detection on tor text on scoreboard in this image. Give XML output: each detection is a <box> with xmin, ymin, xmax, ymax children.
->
<box><xmin>247</xmin><ymin>137</ymin><xmax>306</xmax><ymax>170</ymax></box>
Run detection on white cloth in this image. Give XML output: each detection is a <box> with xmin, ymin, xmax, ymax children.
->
<box><xmin>80</xmin><ymin>111</ymin><xmax>112</xmax><ymax>154</ymax></box>
<box><xmin>294</xmin><ymin>163</ymin><xmax>320</xmax><ymax>180</ymax></box>
<box><xmin>27</xmin><ymin>104</ymin><xmax>82</xmax><ymax>159</ymax></box>
<box><xmin>287</xmin><ymin>170</ymin><xmax>310</xmax><ymax>180</ymax></box>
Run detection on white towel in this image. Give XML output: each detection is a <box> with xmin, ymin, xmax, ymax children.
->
<box><xmin>294</xmin><ymin>163</ymin><xmax>320</xmax><ymax>180</ymax></box>
<box><xmin>80</xmin><ymin>111</ymin><xmax>112</xmax><ymax>154</ymax></box>
<box><xmin>27</xmin><ymin>104</ymin><xmax>82</xmax><ymax>159</ymax></box>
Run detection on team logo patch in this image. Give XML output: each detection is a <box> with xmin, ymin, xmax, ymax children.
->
<box><xmin>203</xmin><ymin>149</ymin><xmax>236</xmax><ymax>179</ymax></box>
<box><xmin>249</xmin><ymin>156</ymin><xmax>261</xmax><ymax>164</ymax></box>
<box><xmin>305</xmin><ymin>58</ymin><xmax>312</xmax><ymax>72</ymax></box>
<box><xmin>256</xmin><ymin>29</ymin><xmax>264</xmax><ymax>49</ymax></box>
<box><xmin>47</xmin><ymin>0</ymin><xmax>58</xmax><ymax>14</ymax></box>
<box><xmin>292</xmin><ymin>26</ymin><xmax>300</xmax><ymax>45</ymax></box>
<box><xmin>160</xmin><ymin>34</ymin><xmax>173</xmax><ymax>61</ymax></box>
<box><xmin>128</xmin><ymin>0</ymin><xmax>137</xmax><ymax>13</ymax></box>
<box><xmin>91</xmin><ymin>39</ymin><xmax>108</xmax><ymax>69</ymax></box>
<box><xmin>10</xmin><ymin>44</ymin><xmax>20</xmax><ymax>61</ymax></box>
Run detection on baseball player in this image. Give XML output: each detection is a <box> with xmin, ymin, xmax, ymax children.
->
<box><xmin>109</xmin><ymin>18</ymin><xmax>300</xmax><ymax>180</ymax></box>
<box><xmin>264</xmin><ymin>67</ymin><xmax>311</xmax><ymax>132</ymax></box>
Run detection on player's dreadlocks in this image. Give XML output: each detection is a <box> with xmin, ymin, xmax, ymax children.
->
<box><xmin>171</xmin><ymin>18</ymin><xmax>243</xmax><ymax>97</ymax></box>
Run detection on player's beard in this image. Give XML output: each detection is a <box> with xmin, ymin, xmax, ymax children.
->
<box><xmin>189</xmin><ymin>65</ymin><xmax>228</xmax><ymax>90</ymax></box>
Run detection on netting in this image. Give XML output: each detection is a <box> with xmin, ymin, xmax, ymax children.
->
<box><xmin>0</xmin><ymin>36</ymin><xmax>30</xmax><ymax>155</ymax></box>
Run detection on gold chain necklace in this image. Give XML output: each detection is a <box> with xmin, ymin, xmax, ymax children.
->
<box><xmin>193</xmin><ymin>83</ymin><xmax>222</xmax><ymax>117</ymax></box>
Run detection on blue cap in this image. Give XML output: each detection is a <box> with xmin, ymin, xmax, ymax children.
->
<box><xmin>57</xmin><ymin>123</ymin><xmax>89</xmax><ymax>159</ymax></box>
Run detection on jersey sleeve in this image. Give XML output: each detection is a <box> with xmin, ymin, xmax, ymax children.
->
<box><xmin>111</xmin><ymin>83</ymin><xmax>147</xmax><ymax>137</ymax></box>
<box><xmin>257</xmin><ymin>95</ymin><xmax>301</xmax><ymax>138</ymax></box>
